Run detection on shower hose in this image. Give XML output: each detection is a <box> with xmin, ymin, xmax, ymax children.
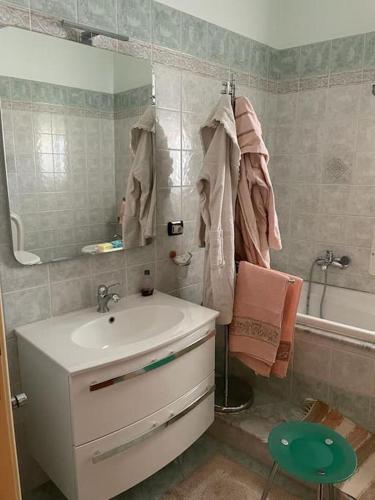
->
<box><xmin>306</xmin><ymin>260</ymin><xmax>328</xmax><ymax>319</ymax></box>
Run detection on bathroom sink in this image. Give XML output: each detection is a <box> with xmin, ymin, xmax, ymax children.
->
<box><xmin>71</xmin><ymin>305</ymin><xmax>185</xmax><ymax>349</ymax></box>
<box><xmin>15</xmin><ymin>291</ymin><xmax>219</xmax><ymax>373</ymax></box>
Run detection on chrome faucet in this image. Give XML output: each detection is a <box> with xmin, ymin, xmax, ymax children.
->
<box><xmin>97</xmin><ymin>283</ymin><xmax>120</xmax><ymax>313</ymax></box>
<box><xmin>315</xmin><ymin>250</ymin><xmax>351</xmax><ymax>271</ymax></box>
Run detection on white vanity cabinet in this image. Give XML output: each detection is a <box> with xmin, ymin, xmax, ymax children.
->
<box><xmin>16</xmin><ymin>293</ymin><xmax>218</xmax><ymax>500</ymax></box>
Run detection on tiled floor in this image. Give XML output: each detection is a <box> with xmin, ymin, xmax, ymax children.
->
<box><xmin>24</xmin><ymin>433</ymin><xmax>314</xmax><ymax>500</ymax></box>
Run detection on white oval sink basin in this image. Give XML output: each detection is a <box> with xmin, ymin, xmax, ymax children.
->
<box><xmin>71</xmin><ymin>305</ymin><xmax>185</xmax><ymax>349</ymax></box>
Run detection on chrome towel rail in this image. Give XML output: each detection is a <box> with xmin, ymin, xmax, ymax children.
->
<box><xmin>89</xmin><ymin>330</ymin><xmax>215</xmax><ymax>392</ymax></box>
<box><xmin>91</xmin><ymin>384</ymin><xmax>215</xmax><ymax>464</ymax></box>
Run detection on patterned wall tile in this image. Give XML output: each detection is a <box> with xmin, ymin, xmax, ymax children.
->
<box><xmin>330</xmin><ymin>34</ymin><xmax>365</xmax><ymax>74</ymax></box>
<box><xmin>277</xmin><ymin>47</ymin><xmax>300</xmax><ymax>81</ymax></box>
<box><xmin>78</xmin><ymin>0</ymin><xmax>117</xmax><ymax>32</ymax></box>
<box><xmin>250</xmin><ymin>40</ymin><xmax>270</xmax><ymax>79</ymax></box>
<box><xmin>30</xmin><ymin>0</ymin><xmax>77</xmax><ymax>20</ymax></box>
<box><xmin>117</xmin><ymin>0</ymin><xmax>151</xmax><ymax>42</ymax></box>
<box><xmin>152</xmin><ymin>1</ymin><xmax>180</xmax><ymax>51</ymax></box>
<box><xmin>299</xmin><ymin>41</ymin><xmax>330</xmax><ymax>78</ymax></box>
<box><xmin>181</xmin><ymin>12</ymin><xmax>208</xmax><ymax>60</ymax></box>
<box><xmin>3</xmin><ymin>286</ymin><xmax>51</xmax><ymax>333</ymax></box>
<box><xmin>0</xmin><ymin>76</ymin><xmax>11</xmax><ymax>99</ymax></box>
<box><xmin>268</xmin><ymin>47</ymin><xmax>280</xmax><ymax>80</ymax></box>
<box><xmin>206</xmin><ymin>23</ymin><xmax>230</xmax><ymax>67</ymax></box>
<box><xmin>10</xmin><ymin>78</ymin><xmax>31</xmax><ymax>101</ymax></box>
<box><xmin>364</xmin><ymin>31</ymin><xmax>375</xmax><ymax>69</ymax></box>
<box><xmin>228</xmin><ymin>31</ymin><xmax>250</xmax><ymax>73</ymax></box>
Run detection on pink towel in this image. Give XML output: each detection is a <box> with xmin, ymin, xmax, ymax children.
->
<box><xmin>234</xmin><ymin>97</ymin><xmax>281</xmax><ymax>268</ymax></box>
<box><xmin>229</xmin><ymin>262</ymin><xmax>303</xmax><ymax>378</ymax></box>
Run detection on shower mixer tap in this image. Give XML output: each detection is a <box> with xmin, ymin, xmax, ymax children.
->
<box><xmin>316</xmin><ymin>250</ymin><xmax>351</xmax><ymax>271</ymax></box>
<box><xmin>306</xmin><ymin>251</ymin><xmax>351</xmax><ymax>317</ymax></box>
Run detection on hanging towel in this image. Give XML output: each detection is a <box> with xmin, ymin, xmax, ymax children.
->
<box><xmin>122</xmin><ymin>106</ymin><xmax>156</xmax><ymax>248</ymax></box>
<box><xmin>229</xmin><ymin>261</ymin><xmax>302</xmax><ymax>378</ymax></box>
<box><xmin>234</xmin><ymin>96</ymin><xmax>281</xmax><ymax>268</ymax></box>
<box><xmin>271</xmin><ymin>274</ymin><xmax>303</xmax><ymax>378</ymax></box>
<box><xmin>196</xmin><ymin>95</ymin><xmax>241</xmax><ymax>325</ymax></box>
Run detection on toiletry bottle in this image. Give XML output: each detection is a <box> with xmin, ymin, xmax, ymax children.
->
<box><xmin>141</xmin><ymin>269</ymin><xmax>154</xmax><ymax>296</ymax></box>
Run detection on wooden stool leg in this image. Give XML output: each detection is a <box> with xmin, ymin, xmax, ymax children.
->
<box><xmin>317</xmin><ymin>484</ymin><xmax>324</xmax><ymax>500</ymax></box>
<box><xmin>261</xmin><ymin>462</ymin><xmax>279</xmax><ymax>500</ymax></box>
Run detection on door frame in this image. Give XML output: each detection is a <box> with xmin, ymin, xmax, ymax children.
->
<box><xmin>0</xmin><ymin>288</ymin><xmax>21</xmax><ymax>500</ymax></box>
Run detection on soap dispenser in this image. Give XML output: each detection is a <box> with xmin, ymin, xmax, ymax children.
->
<box><xmin>141</xmin><ymin>269</ymin><xmax>154</xmax><ymax>296</ymax></box>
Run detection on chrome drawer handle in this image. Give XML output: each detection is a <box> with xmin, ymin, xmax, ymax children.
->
<box><xmin>91</xmin><ymin>384</ymin><xmax>215</xmax><ymax>464</ymax></box>
<box><xmin>89</xmin><ymin>330</ymin><xmax>215</xmax><ymax>392</ymax></box>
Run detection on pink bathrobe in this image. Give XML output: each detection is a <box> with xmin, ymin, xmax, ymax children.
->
<box><xmin>234</xmin><ymin>97</ymin><xmax>281</xmax><ymax>267</ymax></box>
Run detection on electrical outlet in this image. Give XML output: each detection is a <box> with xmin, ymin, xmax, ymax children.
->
<box><xmin>167</xmin><ymin>221</ymin><xmax>184</xmax><ymax>236</ymax></box>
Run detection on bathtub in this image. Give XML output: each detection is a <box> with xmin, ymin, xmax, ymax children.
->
<box><xmin>297</xmin><ymin>282</ymin><xmax>375</xmax><ymax>344</ymax></box>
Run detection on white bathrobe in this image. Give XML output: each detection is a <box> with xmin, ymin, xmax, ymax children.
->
<box><xmin>196</xmin><ymin>96</ymin><xmax>241</xmax><ymax>325</ymax></box>
<box><xmin>122</xmin><ymin>107</ymin><xmax>156</xmax><ymax>248</ymax></box>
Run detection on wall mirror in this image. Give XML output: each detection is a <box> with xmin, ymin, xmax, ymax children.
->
<box><xmin>0</xmin><ymin>27</ymin><xmax>153</xmax><ymax>265</ymax></box>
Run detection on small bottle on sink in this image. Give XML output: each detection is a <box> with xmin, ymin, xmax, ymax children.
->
<box><xmin>141</xmin><ymin>269</ymin><xmax>154</xmax><ymax>296</ymax></box>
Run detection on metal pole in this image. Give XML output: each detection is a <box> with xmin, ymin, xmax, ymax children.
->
<box><xmin>260</xmin><ymin>462</ymin><xmax>279</xmax><ymax>500</ymax></box>
<box><xmin>224</xmin><ymin>325</ymin><xmax>229</xmax><ymax>407</ymax></box>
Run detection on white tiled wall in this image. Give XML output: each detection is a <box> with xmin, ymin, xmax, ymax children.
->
<box><xmin>269</xmin><ymin>82</ymin><xmax>375</xmax><ymax>293</ymax></box>
<box><xmin>2</xmin><ymin>102</ymin><xmax>116</xmax><ymax>261</ymax></box>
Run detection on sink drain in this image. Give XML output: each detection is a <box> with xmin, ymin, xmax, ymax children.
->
<box><xmin>109</xmin><ymin>317</ymin><xmax>115</xmax><ymax>324</ymax></box>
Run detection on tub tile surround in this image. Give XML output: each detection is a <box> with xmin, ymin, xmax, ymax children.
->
<box><xmin>1</xmin><ymin>0</ymin><xmax>375</xmax><ymax>494</ymax></box>
<box><xmin>281</xmin><ymin>328</ymin><xmax>375</xmax><ymax>433</ymax></box>
<box><xmin>255</xmin><ymin>330</ymin><xmax>375</xmax><ymax>436</ymax></box>
<box><xmin>268</xmin><ymin>35</ymin><xmax>375</xmax><ymax>295</ymax></box>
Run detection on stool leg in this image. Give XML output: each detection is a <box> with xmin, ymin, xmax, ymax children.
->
<box><xmin>328</xmin><ymin>484</ymin><xmax>335</xmax><ymax>500</ymax></box>
<box><xmin>261</xmin><ymin>462</ymin><xmax>279</xmax><ymax>500</ymax></box>
<box><xmin>317</xmin><ymin>484</ymin><xmax>324</xmax><ymax>500</ymax></box>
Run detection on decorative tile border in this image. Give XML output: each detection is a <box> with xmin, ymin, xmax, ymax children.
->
<box><xmin>363</xmin><ymin>69</ymin><xmax>375</xmax><ymax>83</ymax></box>
<box><xmin>118</xmin><ymin>39</ymin><xmax>151</xmax><ymax>60</ymax></box>
<box><xmin>299</xmin><ymin>76</ymin><xmax>329</xmax><ymax>91</ymax></box>
<box><xmin>151</xmin><ymin>45</ymin><xmax>230</xmax><ymax>82</ymax></box>
<box><xmin>1</xmin><ymin>99</ymin><xmax>112</xmax><ymax>119</ymax></box>
<box><xmin>275</xmin><ymin>69</ymin><xmax>372</xmax><ymax>94</ymax></box>
<box><xmin>30</xmin><ymin>10</ymin><xmax>77</xmax><ymax>40</ymax></box>
<box><xmin>277</xmin><ymin>79</ymin><xmax>299</xmax><ymax>94</ymax></box>
<box><xmin>0</xmin><ymin>76</ymin><xmax>115</xmax><ymax>112</ymax></box>
<box><xmin>0</xmin><ymin>2</ymin><xmax>29</xmax><ymax>29</ymax></box>
<box><xmin>329</xmin><ymin>70</ymin><xmax>363</xmax><ymax>87</ymax></box>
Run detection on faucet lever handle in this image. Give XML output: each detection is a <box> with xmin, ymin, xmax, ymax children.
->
<box><xmin>97</xmin><ymin>284</ymin><xmax>109</xmax><ymax>297</ymax></box>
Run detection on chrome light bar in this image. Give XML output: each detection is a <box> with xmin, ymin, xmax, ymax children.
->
<box><xmin>60</xmin><ymin>19</ymin><xmax>129</xmax><ymax>45</ymax></box>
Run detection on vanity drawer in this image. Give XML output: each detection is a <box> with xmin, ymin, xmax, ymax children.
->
<box><xmin>70</xmin><ymin>327</ymin><xmax>215</xmax><ymax>445</ymax></box>
<box><xmin>74</xmin><ymin>375</ymin><xmax>214</xmax><ymax>500</ymax></box>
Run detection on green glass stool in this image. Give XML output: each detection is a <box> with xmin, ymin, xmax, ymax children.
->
<box><xmin>261</xmin><ymin>422</ymin><xmax>357</xmax><ymax>500</ymax></box>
